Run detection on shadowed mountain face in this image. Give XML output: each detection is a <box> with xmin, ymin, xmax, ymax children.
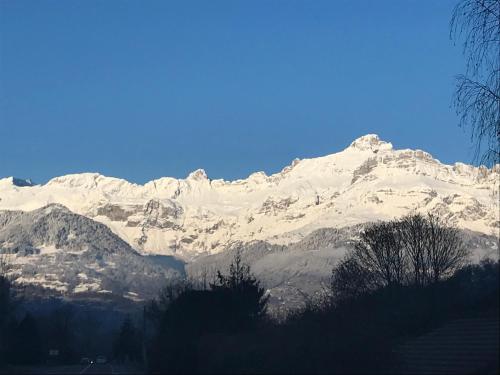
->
<box><xmin>0</xmin><ymin>204</ymin><xmax>134</xmax><ymax>256</ymax></box>
<box><xmin>0</xmin><ymin>204</ymin><xmax>182</xmax><ymax>301</ymax></box>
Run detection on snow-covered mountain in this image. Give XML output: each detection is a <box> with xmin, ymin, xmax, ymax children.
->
<box><xmin>1</xmin><ymin>135</ymin><xmax>498</xmax><ymax>260</ymax></box>
<box><xmin>0</xmin><ymin>204</ymin><xmax>182</xmax><ymax>300</ymax></box>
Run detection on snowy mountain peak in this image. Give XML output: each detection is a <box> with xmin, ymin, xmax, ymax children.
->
<box><xmin>187</xmin><ymin>169</ymin><xmax>208</xmax><ymax>181</ymax></box>
<box><xmin>0</xmin><ymin>135</ymin><xmax>498</xmax><ymax>258</ymax></box>
<box><xmin>36</xmin><ymin>203</ymin><xmax>72</xmax><ymax>214</ymax></box>
<box><xmin>349</xmin><ymin>134</ymin><xmax>393</xmax><ymax>152</ymax></box>
<box><xmin>280</xmin><ymin>158</ymin><xmax>302</xmax><ymax>175</ymax></box>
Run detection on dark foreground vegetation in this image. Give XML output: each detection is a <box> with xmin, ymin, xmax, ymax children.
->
<box><xmin>1</xmin><ymin>213</ymin><xmax>498</xmax><ymax>374</ymax></box>
<box><xmin>0</xmin><ymin>285</ymin><xmax>141</xmax><ymax>369</ymax></box>
<box><xmin>142</xmin><ymin>214</ymin><xmax>498</xmax><ymax>374</ymax></box>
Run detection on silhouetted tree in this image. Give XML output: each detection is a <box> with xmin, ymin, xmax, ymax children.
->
<box><xmin>8</xmin><ymin>313</ymin><xmax>43</xmax><ymax>365</ymax></box>
<box><xmin>45</xmin><ymin>306</ymin><xmax>76</xmax><ymax>364</ymax></box>
<box><xmin>450</xmin><ymin>0</ymin><xmax>500</xmax><ymax>165</ymax></box>
<box><xmin>145</xmin><ymin>279</ymin><xmax>193</xmax><ymax>327</ymax></box>
<box><xmin>0</xmin><ymin>277</ymin><xmax>10</xmax><ymax>329</ymax></box>
<box><xmin>330</xmin><ymin>257</ymin><xmax>379</xmax><ymax>302</ymax></box>
<box><xmin>421</xmin><ymin>214</ymin><xmax>468</xmax><ymax>283</ymax></box>
<box><xmin>331</xmin><ymin>214</ymin><xmax>469</xmax><ymax>301</ymax></box>
<box><xmin>210</xmin><ymin>250</ymin><xmax>269</xmax><ymax>329</ymax></box>
<box><xmin>74</xmin><ymin>312</ymin><xmax>102</xmax><ymax>361</ymax></box>
<box><xmin>113</xmin><ymin>316</ymin><xmax>141</xmax><ymax>363</ymax></box>
<box><xmin>449</xmin><ymin>258</ymin><xmax>499</xmax><ymax>310</ymax></box>
<box><xmin>149</xmin><ymin>289</ymin><xmax>229</xmax><ymax>373</ymax></box>
<box><xmin>399</xmin><ymin>214</ymin><xmax>468</xmax><ymax>285</ymax></box>
<box><xmin>0</xmin><ymin>253</ymin><xmax>11</xmax><ymax>322</ymax></box>
<box><xmin>148</xmin><ymin>252</ymin><xmax>269</xmax><ymax>373</ymax></box>
<box><xmin>353</xmin><ymin>221</ymin><xmax>406</xmax><ymax>287</ymax></box>
<box><xmin>0</xmin><ymin>254</ymin><xmax>12</xmax><ymax>367</ymax></box>
<box><xmin>0</xmin><ymin>276</ymin><xmax>10</xmax><ymax>367</ymax></box>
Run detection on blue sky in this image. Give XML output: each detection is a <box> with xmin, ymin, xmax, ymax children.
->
<box><xmin>0</xmin><ymin>0</ymin><xmax>474</xmax><ymax>184</ymax></box>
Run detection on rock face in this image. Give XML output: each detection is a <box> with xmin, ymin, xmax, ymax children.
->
<box><xmin>0</xmin><ymin>204</ymin><xmax>181</xmax><ymax>300</ymax></box>
<box><xmin>0</xmin><ymin>134</ymin><xmax>498</xmax><ymax>259</ymax></box>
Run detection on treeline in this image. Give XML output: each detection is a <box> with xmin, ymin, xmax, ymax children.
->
<box><xmin>1</xmin><ymin>304</ymin><xmax>77</xmax><ymax>365</ymax></box>
<box><xmin>0</xmin><ymin>278</ymin><xmax>139</xmax><ymax>368</ymax></box>
<box><xmin>143</xmin><ymin>214</ymin><xmax>498</xmax><ymax>374</ymax></box>
<box><xmin>331</xmin><ymin>213</ymin><xmax>468</xmax><ymax>299</ymax></box>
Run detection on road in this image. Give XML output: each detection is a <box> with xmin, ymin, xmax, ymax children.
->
<box><xmin>80</xmin><ymin>363</ymin><xmax>142</xmax><ymax>374</ymax></box>
<box><xmin>0</xmin><ymin>363</ymin><xmax>144</xmax><ymax>374</ymax></box>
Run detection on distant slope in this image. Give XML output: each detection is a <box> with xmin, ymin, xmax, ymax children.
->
<box><xmin>0</xmin><ymin>204</ymin><xmax>181</xmax><ymax>301</ymax></box>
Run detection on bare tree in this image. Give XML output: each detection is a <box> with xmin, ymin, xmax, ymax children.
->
<box><xmin>330</xmin><ymin>257</ymin><xmax>379</xmax><ymax>302</ymax></box>
<box><xmin>450</xmin><ymin>0</ymin><xmax>500</xmax><ymax>165</ymax></box>
<box><xmin>352</xmin><ymin>221</ymin><xmax>406</xmax><ymax>287</ymax></box>
<box><xmin>398</xmin><ymin>214</ymin><xmax>469</xmax><ymax>285</ymax></box>
<box><xmin>330</xmin><ymin>214</ymin><xmax>469</xmax><ymax>301</ymax></box>
<box><xmin>398</xmin><ymin>214</ymin><xmax>433</xmax><ymax>286</ymax></box>
<box><xmin>425</xmin><ymin>214</ymin><xmax>469</xmax><ymax>283</ymax></box>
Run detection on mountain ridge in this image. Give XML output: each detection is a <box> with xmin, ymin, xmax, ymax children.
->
<box><xmin>1</xmin><ymin>134</ymin><xmax>498</xmax><ymax>258</ymax></box>
<box><xmin>2</xmin><ymin>135</ymin><xmax>497</xmax><ymax>188</ymax></box>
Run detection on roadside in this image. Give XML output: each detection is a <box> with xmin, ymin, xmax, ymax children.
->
<box><xmin>0</xmin><ymin>363</ymin><xmax>144</xmax><ymax>374</ymax></box>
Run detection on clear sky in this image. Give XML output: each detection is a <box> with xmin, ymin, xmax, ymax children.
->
<box><xmin>0</xmin><ymin>0</ymin><xmax>475</xmax><ymax>184</ymax></box>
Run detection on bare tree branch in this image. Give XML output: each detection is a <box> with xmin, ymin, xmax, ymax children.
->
<box><xmin>450</xmin><ymin>0</ymin><xmax>500</xmax><ymax>166</ymax></box>
<box><xmin>330</xmin><ymin>214</ymin><xmax>469</xmax><ymax>301</ymax></box>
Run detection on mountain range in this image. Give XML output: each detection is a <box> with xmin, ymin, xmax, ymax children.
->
<box><xmin>1</xmin><ymin>134</ymin><xmax>498</xmax><ymax>306</ymax></box>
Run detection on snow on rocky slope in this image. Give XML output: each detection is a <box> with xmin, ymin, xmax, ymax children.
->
<box><xmin>0</xmin><ymin>135</ymin><xmax>498</xmax><ymax>259</ymax></box>
<box><xmin>0</xmin><ymin>204</ymin><xmax>182</xmax><ymax>300</ymax></box>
